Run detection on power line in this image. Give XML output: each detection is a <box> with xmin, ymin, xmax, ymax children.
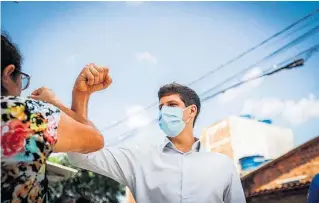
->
<box><xmin>100</xmin><ymin>8</ymin><xmax>319</xmax><ymax>132</ymax></box>
<box><xmin>264</xmin><ymin>16</ymin><xmax>319</xmax><ymax>49</ymax></box>
<box><xmin>202</xmin><ymin>44</ymin><xmax>319</xmax><ymax>102</ymax></box>
<box><xmin>269</xmin><ymin>44</ymin><xmax>319</xmax><ymax>69</ymax></box>
<box><xmin>105</xmin><ymin>45</ymin><xmax>319</xmax><ymax>142</ymax></box>
<box><xmin>201</xmin><ymin>59</ymin><xmax>305</xmax><ymax>102</ymax></box>
<box><xmin>188</xmin><ymin>9</ymin><xmax>319</xmax><ymax>86</ymax></box>
<box><xmin>203</xmin><ymin>43</ymin><xmax>319</xmax><ymax>102</ymax></box>
<box><xmin>199</xmin><ymin>24</ymin><xmax>319</xmax><ymax>98</ymax></box>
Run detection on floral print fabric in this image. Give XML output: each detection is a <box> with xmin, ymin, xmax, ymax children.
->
<box><xmin>1</xmin><ymin>96</ymin><xmax>60</xmax><ymax>203</ymax></box>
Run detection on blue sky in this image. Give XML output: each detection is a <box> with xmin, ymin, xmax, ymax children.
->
<box><xmin>2</xmin><ymin>1</ymin><xmax>319</xmax><ymax>148</ymax></box>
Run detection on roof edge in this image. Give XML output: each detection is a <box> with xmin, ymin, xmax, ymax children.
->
<box><xmin>241</xmin><ymin>135</ymin><xmax>319</xmax><ymax>181</ymax></box>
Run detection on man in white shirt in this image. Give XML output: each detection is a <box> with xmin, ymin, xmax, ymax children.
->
<box><xmin>68</xmin><ymin>64</ymin><xmax>246</xmax><ymax>203</ymax></box>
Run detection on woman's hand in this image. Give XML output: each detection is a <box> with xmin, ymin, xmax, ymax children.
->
<box><xmin>29</xmin><ymin>87</ymin><xmax>61</xmax><ymax>106</ymax></box>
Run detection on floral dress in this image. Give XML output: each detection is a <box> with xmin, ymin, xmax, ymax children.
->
<box><xmin>1</xmin><ymin>96</ymin><xmax>60</xmax><ymax>203</ymax></box>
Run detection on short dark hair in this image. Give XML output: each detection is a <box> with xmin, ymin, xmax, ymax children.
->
<box><xmin>1</xmin><ymin>33</ymin><xmax>23</xmax><ymax>78</ymax></box>
<box><xmin>158</xmin><ymin>82</ymin><xmax>201</xmax><ymax>125</ymax></box>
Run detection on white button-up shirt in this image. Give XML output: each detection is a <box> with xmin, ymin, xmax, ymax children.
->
<box><xmin>67</xmin><ymin>138</ymin><xmax>246</xmax><ymax>203</ymax></box>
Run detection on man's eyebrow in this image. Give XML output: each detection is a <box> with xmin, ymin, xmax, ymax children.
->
<box><xmin>167</xmin><ymin>100</ymin><xmax>178</xmax><ymax>104</ymax></box>
<box><xmin>159</xmin><ymin>100</ymin><xmax>179</xmax><ymax>109</ymax></box>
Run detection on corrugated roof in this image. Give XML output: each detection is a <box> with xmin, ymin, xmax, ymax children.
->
<box><xmin>241</xmin><ymin>135</ymin><xmax>319</xmax><ymax>197</ymax></box>
<box><xmin>248</xmin><ymin>181</ymin><xmax>310</xmax><ymax>197</ymax></box>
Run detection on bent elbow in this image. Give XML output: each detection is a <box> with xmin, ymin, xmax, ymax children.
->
<box><xmin>95</xmin><ymin>133</ymin><xmax>104</xmax><ymax>150</ymax></box>
<box><xmin>84</xmin><ymin>132</ymin><xmax>104</xmax><ymax>154</ymax></box>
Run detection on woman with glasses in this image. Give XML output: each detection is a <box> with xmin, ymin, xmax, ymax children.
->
<box><xmin>1</xmin><ymin>34</ymin><xmax>109</xmax><ymax>202</ymax></box>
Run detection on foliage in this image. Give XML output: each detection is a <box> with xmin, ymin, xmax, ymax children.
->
<box><xmin>48</xmin><ymin>155</ymin><xmax>125</xmax><ymax>203</ymax></box>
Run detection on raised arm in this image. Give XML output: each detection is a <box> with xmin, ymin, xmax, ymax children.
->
<box><xmin>71</xmin><ymin>63</ymin><xmax>112</xmax><ymax>118</ymax></box>
<box><xmin>67</xmin><ymin>64</ymin><xmax>135</xmax><ymax>188</ymax></box>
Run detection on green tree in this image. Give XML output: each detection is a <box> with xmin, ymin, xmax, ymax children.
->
<box><xmin>48</xmin><ymin>155</ymin><xmax>125</xmax><ymax>203</ymax></box>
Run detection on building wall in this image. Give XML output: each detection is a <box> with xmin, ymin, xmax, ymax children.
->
<box><xmin>200</xmin><ymin>119</ymin><xmax>234</xmax><ymax>159</ymax></box>
<box><xmin>200</xmin><ymin>116</ymin><xmax>294</xmax><ymax>173</ymax></box>
<box><xmin>228</xmin><ymin>116</ymin><xmax>294</xmax><ymax>161</ymax></box>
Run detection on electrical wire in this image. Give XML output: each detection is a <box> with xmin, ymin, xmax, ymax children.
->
<box><xmin>199</xmin><ymin>25</ymin><xmax>319</xmax><ymax>98</ymax></box>
<box><xmin>264</xmin><ymin>16</ymin><xmax>319</xmax><ymax>49</ymax></box>
<box><xmin>100</xmin><ymin>9</ymin><xmax>319</xmax><ymax>132</ymax></box>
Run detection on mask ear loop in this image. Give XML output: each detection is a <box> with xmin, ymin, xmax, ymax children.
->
<box><xmin>185</xmin><ymin>117</ymin><xmax>191</xmax><ymax>124</ymax></box>
<box><xmin>183</xmin><ymin>106</ymin><xmax>193</xmax><ymax>124</ymax></box>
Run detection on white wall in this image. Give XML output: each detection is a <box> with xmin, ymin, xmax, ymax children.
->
<box><xmin>229</xmin><ymin>116</ymin><xmax>294</xmax><ymax>167</ymax></box>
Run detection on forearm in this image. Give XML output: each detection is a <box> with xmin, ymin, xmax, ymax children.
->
<box><xmin>71</xmin><ymin>90</ymin><xmax>89</xmax><ymax>119</ymax></box>
<box><xmin>69</xmin><ymin>90</ymin><xmax>98</xmax><ymax>129</ymax></box>
<box><xmin>54</xmin><ymin>100</ymin><xmax>93</xmax><ymax>126</ymax></box>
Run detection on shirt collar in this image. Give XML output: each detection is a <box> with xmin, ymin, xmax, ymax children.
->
<box><xmin>159</xmin><ymin>137</ymin><xmax>205</xmax><ymax>153</ymax></box>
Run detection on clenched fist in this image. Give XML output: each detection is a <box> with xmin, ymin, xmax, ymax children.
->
<box><xmin>73</xmin><ymin>63</ymin><xmax>112</xmax><ymax>95</ymax></box>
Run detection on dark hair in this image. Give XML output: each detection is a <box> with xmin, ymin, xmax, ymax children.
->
<box><xmin>1</xmin><ymin>33</ymin><xmax>23</xmax><ymax>78</ymax></box>
<box><xmin>158</xmin><ymin>82</ymin><xmax>201</xmax><ymax>125</ymax></box>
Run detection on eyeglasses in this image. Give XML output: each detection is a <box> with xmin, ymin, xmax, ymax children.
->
<box><xmin>15</xmin><ymin>69</ymin><xmax>31</xmax><ymax>90</ymax></box>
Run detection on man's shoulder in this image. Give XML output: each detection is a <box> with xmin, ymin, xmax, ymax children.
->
<box><xmin>106</xmin><ymin>141</ymin><xmax>158</xmax><ymax>157</ymax></box>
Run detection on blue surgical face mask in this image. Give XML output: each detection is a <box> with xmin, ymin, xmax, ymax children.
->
<box><xmin>158</xmin><ymin>106</ymin><xmax>191</xmax><ymax>138</ymax></box>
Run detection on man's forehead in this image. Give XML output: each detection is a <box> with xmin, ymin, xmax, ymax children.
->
<box><xmin>159</xmin><ymin>94</ymin><xmax>183</xmax><ymax>104</ymax></box>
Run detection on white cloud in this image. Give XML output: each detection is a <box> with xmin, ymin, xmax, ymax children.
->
<box><xmin>125</xmin><ymin>1</ymin><xmax>144</xmax><ymax>6</ymax></box>
<box><xmin>241</xmin><ymin>94</ymin><xmax>319</xmax><ymax>125</ymax></box>
<box><xmin>126</xmin><ymin>105</ymin><xmax>151</xmax><ymax>128</ymax></box>
<box><xmin>136</xmin><ymin>52</ymin><xmax>158</xmax><ymax>64</ymax></box>
<box><xmin>217</xmin><ymin>67</ymin><xmax>263</xmax><ymax>103</ymax></box>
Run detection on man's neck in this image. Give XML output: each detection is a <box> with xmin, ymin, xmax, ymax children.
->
<box><xmin>169</xmin><ymin>129</ymin><xmax>196</xmax><ymax>153</ymax></box>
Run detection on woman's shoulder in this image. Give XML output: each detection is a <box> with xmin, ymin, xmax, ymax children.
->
<box><xmin>1</xmin><ymin>95</ymin><xmax>57</xmax><ymax>106</ymax></box>
<box><xmin>1</xmin><ymin>95</ymin><xmax>61</xmax><ymax>159</ymax></box>
<box><xmin>1</xmin><ymin>95</ymin><xmax>60</xmax><ymax>114</ymax></box>
<box><xmin>1</xmin><ymin>95</ymin><xmax>27</xmax><ymax>105</ymax></box>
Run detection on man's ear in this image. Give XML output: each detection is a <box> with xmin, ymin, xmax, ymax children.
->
<box><xmin>190</xmin><ymin>105</ymin><xmax>197</xmax><ymax>118</ymax></box>
<box><xmin>2</xmin><ymin>64</ymin><xmax>16</xmax><ymax>85</ymax></box>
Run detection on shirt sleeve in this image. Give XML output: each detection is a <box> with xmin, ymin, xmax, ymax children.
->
<box><xmin>1</xmin><ymin>96</ymin><xmax>61</xmax><ymax>161</ymax></box>
<box><xmin>223</xmin><ymin>162</ymin><xmax>247</xmax><ymax>203</ymax></box>
<box><xmin>67</xmin><ymin>146</ymin><xmax>135</xmax><ymax>189</ymax></box>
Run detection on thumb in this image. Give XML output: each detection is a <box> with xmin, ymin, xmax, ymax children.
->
<box><xmin>31</xmin><ymin>87</ymin><xmax>44</xmax><ymax>96</ymax></box>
